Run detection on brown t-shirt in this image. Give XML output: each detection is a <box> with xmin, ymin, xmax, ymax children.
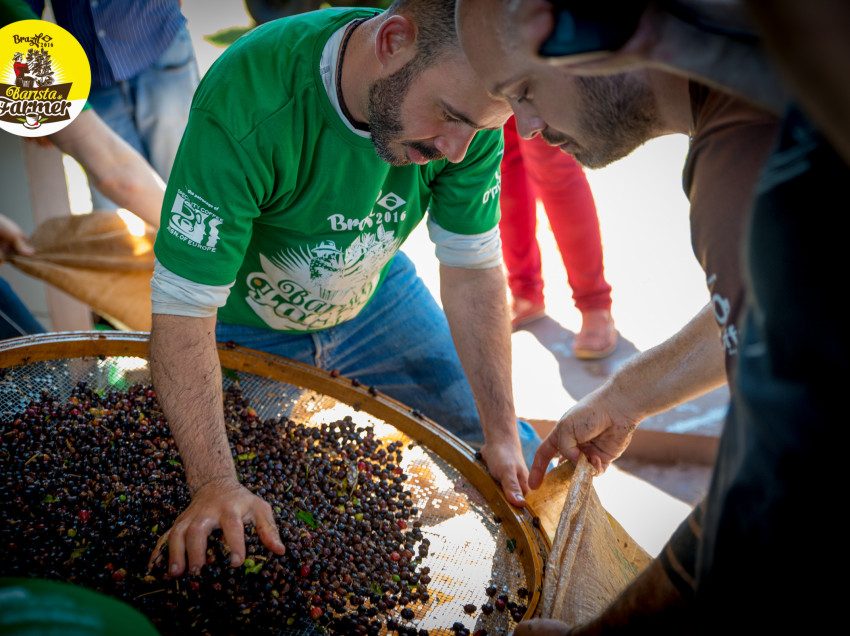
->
<box><xmin>684</xmin><ymin>82</ymin><xmax>779</xmax><ymax>379</ymax></box>
<box><xmin>663</xmin><ymin>86</ymin><xmax>779</xmax><ymax>599</ymax></box>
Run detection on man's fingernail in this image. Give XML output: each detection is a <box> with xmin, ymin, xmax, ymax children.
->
<box><xmin>170</xmin><ymin>563</ymin><xmax>179</xmax><ymax>575</ymax></box>
<box><xmin>515</xmin><ymin>492</ymin><xmax>525</xmax><ymax>503</ymax></box>
<box><xmin>230</xmin><ymin>555</ymin><xmax>241</xmax><ymax>567</ymax></box>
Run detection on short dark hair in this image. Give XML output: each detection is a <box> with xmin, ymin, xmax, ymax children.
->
<box><xmin>385</xmin><ymin>0</ymin><xmax>460</xmax><ymax>67</ymax></box>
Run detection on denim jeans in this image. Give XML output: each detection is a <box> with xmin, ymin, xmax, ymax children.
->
<box><xmin>0</xmin><ymin>278</ymin><xmax>45</xmax><ymax>340</ymax></box>
<box><xmin>87</xmin><ymin>25</ymin><xmax>199</xmax><ymax>208</ymax></box>
<box><xmin>216</xmin><ymin>251</ymin><xmax>542</xmax><ymax>466</ymax></box>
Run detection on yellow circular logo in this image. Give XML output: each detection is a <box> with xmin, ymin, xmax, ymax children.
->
<box><xmin>0</xmin><ymin>19</ymin><xmax>91</xmax><ymax>137</ymax></box>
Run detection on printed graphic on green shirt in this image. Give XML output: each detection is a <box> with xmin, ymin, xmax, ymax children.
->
<box><xmin>246</xmin><ymin>192</ymin><xmax>407</xmax><ymax>331</ymax></box>
<box><xmin>166</xmin><ymin>189</ymin><xmax>223</xmax><ymax>252</ymax></box>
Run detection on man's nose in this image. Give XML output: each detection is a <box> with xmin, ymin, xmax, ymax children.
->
<box><xmin>512</xmin><ymin>103</ymin><xmax>546</xmax><ymax>140</ymax></box>
<box><xmin>435</xmin><ymin>127</ymin><xmax>477</xmax><ymax>163</ymax></box>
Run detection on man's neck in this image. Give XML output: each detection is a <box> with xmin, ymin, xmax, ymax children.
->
<box><xmin>648</xmin><ymin>69</ymin><xmax>694</xmax><ymax>135</ymax></box>
<box><xmin>339</xmin><ymin>17</ymin><xmax>379</xmax><ymax>127</ymax></box>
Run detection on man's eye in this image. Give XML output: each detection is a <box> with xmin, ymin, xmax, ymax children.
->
<box><xmin>515</xmin><ymin>88</ymin><xmax>531</xmax><ymax>104</ymax></box>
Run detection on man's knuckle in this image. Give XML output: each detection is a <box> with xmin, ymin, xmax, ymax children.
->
<box><xmin>185</xmin><ymin>522</ymin><xmax>211</xmax><ymax>539</ymax></box>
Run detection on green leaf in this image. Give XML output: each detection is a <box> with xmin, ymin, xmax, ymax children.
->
<box><xmin>237</xmin><ymin>452</ymin><xmax>257</xmax><ymax>462</ymax></box>
<box><xmin>68</xmin><ymin>543</ymin><xmax>92</xmax><ymax>562</ymax></box>
<box><xmin>41</xmin><ymin>495</ymin><xmax>58</xmax><ymax>503</ymax></box>
<box><xmin>167</xmin><ymin>459</ymin><xmax>182</xmax><ymax>466</ymax></box>
<box><xmin>221</xmin><ymin>367</ymin><xmax>239</xmax><ymax>381</ymax></box>
<box><xmin>204</xmin><ymin>25</ymin><xmax>255</xmax><ymax>48</ymax></box>
<box><xmin>243</xmin><ymin>558</ymin><xmax>262</xmax><ymax>575</ymax></box>
<box><xmin>296</xmin><ymin>509</ymin><xmax>317</xmax><ymax>528</ymax></box>
<box><xmin>507</xmin><ymin>538</ymin><xmax>516</xmax><ymax>553</ymax></box>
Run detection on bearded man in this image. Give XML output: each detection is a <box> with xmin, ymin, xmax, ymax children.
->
<box><xmin>458</xmin><ymin>1</ymin><xmax>847</xmax><ymax>634</ymax></box>
<box><xmin>148</xmin><ymin>0</ymin><xmax>532</xmax><ymax>577</ymax></box>
<box><xmin>457</xmin><ymin>0</ymin><xmax>779</xmax><ymax>480</ymax></box>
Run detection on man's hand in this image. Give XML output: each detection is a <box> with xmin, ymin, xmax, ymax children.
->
<box><xmin>528</xmin><ymin>388</ymin><xmax>638</xmax><ymax>489</ymax></box>
<box><xmin>148</xmin><ymin>477</ymin><xmax>285</xmax><ymax>577</ymax></box>
<box><xmin>150</xmin><ymin>313</ymin><xmax>284</xmax><ymax>577</ymax></box>
<box><xmin>514</xmin><ymin>618</ymin><xmax>572</xmax><ymax>635</ymax></box>
<box><xmin>439</xmin><ymin>265</ymin><xmax>526</xmax><ymax>507</ymax></box>
<box><xmin>481</xmin><ymin>435</ymin><xmax>530</xmax><ymax>507</ymax></box>
<box><xmin>527</xmin><ymin>304</ymin><xmax>728</xmax><ymax>489</ymax></box>
<box><xmin>0</xmin><ymin>214</ymin><xmax>35</xmax><ymax>263</ymax></box>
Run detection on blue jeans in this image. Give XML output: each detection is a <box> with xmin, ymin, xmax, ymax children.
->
<box><xmin>0</xmin><ymin>278</ymin><xmax>45</xmax><ymax>340</ymax></box>
<box><xmin>216</xmin><ymin>252</ymin><xmax>542</xmax><ymax>466</ymax></box>
<box><xmin>88</xmin><ymin>25</ymin><xmax>199</xmax><ymax>208</ymax></box>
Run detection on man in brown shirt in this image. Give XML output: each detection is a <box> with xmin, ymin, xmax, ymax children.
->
<box><xmin>456</xmin><ymin>1</ymin><xmax>848</xmax><ymax>634</ymax></box>
<box><xmin>458</xmin><ymin>0</ymin><xmax>779</xmax><ymax>481</ymax></box>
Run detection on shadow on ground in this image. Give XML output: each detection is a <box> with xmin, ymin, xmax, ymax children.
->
<box><xmin>517</xmin><ymin>315</ymin><xmax>638</xmax><ymax>399</ymax></box>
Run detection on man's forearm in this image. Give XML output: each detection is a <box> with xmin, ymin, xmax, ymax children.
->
<box><xmin>640</xmin><ymin>2</ymin><xmax>789</xmax><ymax>114</ymax></box>
<box><xmin>744</xmin><ymin>0</ymin><xmax>850</xmax><ymax>166</ymax></box>
<box><xmin>439</xmin><ymin>264</ymin><xmax>517</xmax><ymax>439</ymax></box>
<box><xmin>50</xmin><ymin>110</ymin><xmax>166</xmax><ymax>227</ymax></box>
<box><xmin>563</xmin><ymin>1</ymin><xmax>788</xmax><ymax>114</ymax></box>
<box><xmin>150</xmin><ymin>313</ymin><xmax>238</xmax><ymax>493</ymax></box>
<box><xmin>604</xmin><ymin>303</ymin><xmax>727</xmax><ymax>422</ymax></box>
<box><xmin>573</xmin><ymin>558</ymin><xmax>690</xmax><ymax>635</ymax></box>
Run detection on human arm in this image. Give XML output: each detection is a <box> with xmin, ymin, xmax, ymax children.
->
<box><xmin>528</xmin><ymin>303</ymin><xmax>725</xmax><ymax>486</ymax></box>
<box><xmin>545</xmin><ymin>0</ymin><xmax>788</xmax><ymax>114</ymax></box>
<box><xmin>48</xmin><ymin>109</ymin><xmax>166</xmax><ymax>227</ymax></box>
<box><xmin>439</xmin><ymin>263</ymin><xmax>529</xmax><ymax>507</ymax></box>
<box><xmin>744</xmin><ymin>0</ymin><xmax>850</xmax><ymax>167</ymax></box>
<box><xmin>514</xmin><ymin>556</ymin><xmax>689</xmax><ymax>635</ymax></box>
<box><xmin>517</xmin><ymin>499</ymin><xmax>703</xmax><ymax>634</ymax></box>
<box><xmin>148</xmin><ymin>313</ymin><xmax>285</xmax><ymax>576</ymax></box>
<box><xmin>0</xmin><ymin>214</ymin><xmax>35</xmax><ymax>263</ymax></box>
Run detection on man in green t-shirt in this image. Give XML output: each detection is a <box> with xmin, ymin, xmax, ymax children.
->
<box><xmin>149</xmin><ymin>0</ymin><xmax>535</xmax><ymax>577</ymax></box>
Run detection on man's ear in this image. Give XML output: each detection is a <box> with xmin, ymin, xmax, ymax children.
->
<box><xmin>374</xmin><ymin>15</ymin><xmax>417</xmax><ymax>72</ymax></box>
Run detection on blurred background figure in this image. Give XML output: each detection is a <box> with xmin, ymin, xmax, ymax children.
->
<box><xmin>500</xmin><ymin>116</ymin><xmax>617</xmax><ymax>359</ymax></box>
<box><xmin>25</xmin><ymin>0</ymin><xmax>199</xmax><ymax>210</ymax></box>
<box><xmin>0</xmin><ymin>214</ymin><xmax>45</xmax><ymax>340</ymax></box>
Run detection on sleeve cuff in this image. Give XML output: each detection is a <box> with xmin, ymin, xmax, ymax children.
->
<box><xmin>426</xmin><ymin>216</ymin><xmax>503</xmax><ymax>269</ymax></box>
<box><xmin>150</xmin><ymin>259</ymin><xmax>234</xmax><ymax>318</ymax></box>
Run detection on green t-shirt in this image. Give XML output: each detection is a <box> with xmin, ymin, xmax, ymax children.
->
<box><xmin>0</xmin><ymin>0</ymin><xmax>37</xmax><ymax>26</ymax></box>
<box><xmin>154</xmin><ymin>8</ymin><xmax>503</xmax><ymax>333</ymax></box>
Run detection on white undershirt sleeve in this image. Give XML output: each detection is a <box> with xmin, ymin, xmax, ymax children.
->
<box><xmin>426</xmin><ymin>216</ymin><xmax>503</xmax><ymax>269</ymax></box>
<box><xmin>150</xmin><ymin>258</ymin><xmax>234</xmax><ymax>318</ymax></box>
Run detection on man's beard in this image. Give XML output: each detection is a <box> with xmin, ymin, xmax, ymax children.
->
<box><xmin>561</xmin><ymin>73</ymin><xmax>661</xmax><ymax>170</ymax></box>
<box><xmin>368</xmin><ymin>60</ymin><xmax>444</xmax><ymax>166</ymax></box>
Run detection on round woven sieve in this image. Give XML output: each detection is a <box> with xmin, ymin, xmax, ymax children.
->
<box><xmin>0</xmin><ymin>332</ymin><xmax>548</xmax><ymax>634</ymax></box>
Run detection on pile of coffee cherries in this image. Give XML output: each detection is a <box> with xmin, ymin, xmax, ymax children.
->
<box><xmin>0</xmin><ymin>381</ymin><xmax>435</xmax><ymax>635</ymax></box>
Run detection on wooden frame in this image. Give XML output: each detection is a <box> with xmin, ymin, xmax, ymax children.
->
<box><xmin>1</xmin><ymin>330</ymin><xmax>547</xmax><ymax>621</ymax></box>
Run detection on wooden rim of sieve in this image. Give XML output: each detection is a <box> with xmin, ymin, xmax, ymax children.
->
<box><xmin>0</xmin><ymin>330</ymin><xmax>548</xmax><ymax>624</ymax></box>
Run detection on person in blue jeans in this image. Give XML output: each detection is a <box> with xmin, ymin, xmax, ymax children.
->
<box><xmin>24</xmin><ymin>0</ymin><xmax>199</xmax><ymax>208</ymax></box>
<box><xmin>0</xmin><ymin>215</ymin><xmax>45</xmax><ymax>340</ymax></box>
<box><xmin>147</xmin><ymin>0</ymin><xmax>542</xmax><ymax>579</ymax></box>
<box><xmin>215</xmin><ymin>250</ymin><xmax>544</xmax><ymax>469</ymax></box>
